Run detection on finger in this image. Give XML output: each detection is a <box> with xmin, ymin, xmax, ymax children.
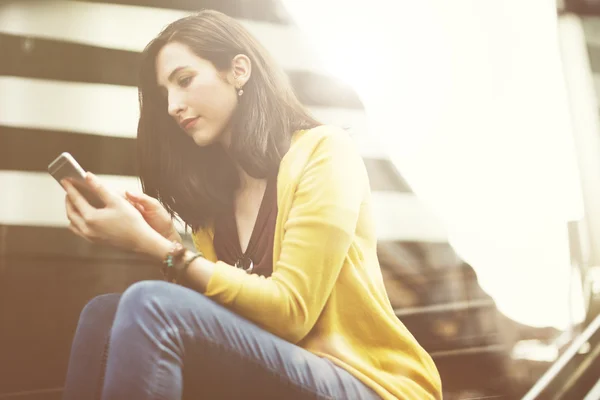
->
<box><xmin>124</xmin><ymin>195</ymin><xmax>146</xmax><ymax>211</ymax></box>
<box><xmin>124</xmin><ymin>191</ymin><xmax>138</xmax><ymax>199</ymax></box>
<box><xmin>125</xmin><ymin>192</ymin><xmax>142</xmax><ymax>205</ymax></box>
<box><xmin>68</xmin><ymin>222</ymin><xmax>91</xmax><ymax>242</ymax></box>
<box><xmin>63</xmin><ymin>179</ymin><xmax>95</xmax><ymax>218</ymax></box>
<box><xmin>85</xmin><ymin>172</ymin><xmax>116</xmax><ymax>205</ymax></box>
<box><xmin>127</xmin><ymin>200</ymin><xmax>145</xmax><ymax>212</ymax></box>
<box><xmin>65</xmin><ymin>194</ymin><xmax>88</xmax><ymax>235</ymax></box>
<box><xmin>126</xmin><ymin>191</ymin><xmax>159</xmax><ymax>207</ymax></box>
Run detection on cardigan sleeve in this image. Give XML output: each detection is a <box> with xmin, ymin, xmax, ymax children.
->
<box><xmin>201</xmin><ymin>129</ymin><xmax>368</xmax><ymax>343</ymax></box>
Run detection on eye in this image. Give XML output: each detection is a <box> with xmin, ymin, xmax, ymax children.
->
<box><xmin>178</xmin><ymin>76</ymin><xmax>193</xmax><ymax>88</ymax></box>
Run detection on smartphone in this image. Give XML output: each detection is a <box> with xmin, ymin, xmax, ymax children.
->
<box><xmin>48</xmin><ymin>152</ymin><xmax>105</xmax><ymax>208</ymax></box>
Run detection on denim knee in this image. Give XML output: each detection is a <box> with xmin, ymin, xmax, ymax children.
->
<box><xmin>116</xmin><ymin>280</ymin><xmax>216</xmax><ymax>327</ymax></box>
<box><xmin>79</xmin><ymin>293</ymin><xmax>121</xmax><ymax>325</ymax></box>
<box><xmin>117</xmin><ymin>281</ymin><xmax>183</xmax><ymax>320</ymax></box>
<box><xmin>119</xmin><ymin>280</ymin><xmax>172</xmax><ymax>309</ymax></box>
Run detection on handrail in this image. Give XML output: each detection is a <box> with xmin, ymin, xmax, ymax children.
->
<box><xmin>521</xmin><ymin>313</ymin><xmax>600</xmax><ymax>400</ymax></box>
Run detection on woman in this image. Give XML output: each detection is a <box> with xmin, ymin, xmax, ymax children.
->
<box><xmin>61</xmin><ymin>10</ymin><xmax>442</xmax><ymax>400</ymax></box>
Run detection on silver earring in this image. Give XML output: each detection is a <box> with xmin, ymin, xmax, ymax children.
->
<box><xmin>237</xmin><ymin>88</ymin><xmax>244</xmax><ymax>96</ymax></box>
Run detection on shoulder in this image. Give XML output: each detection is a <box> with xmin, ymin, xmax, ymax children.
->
<box><xmin>290</xmin><ymin>125</ymin><xmax>361</xmax><ymax>165</ymax></box>
<box><xmin>293</xmin><ymin>124</ymin><xmax>355</xmax><ymax>149</ymax></box>
<box><xmin>285</xmin><ymin>125</ymin><xmax>367</xmax><ymax>184</ymax></box>
<box><xmin>284</xmin><ymin>125</ymin><xmax>368</xmax><ymax>209</ymax></box>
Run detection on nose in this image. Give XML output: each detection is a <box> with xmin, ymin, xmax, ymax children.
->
<box><xmin>167</xmin><ymin>93</ymin><xmax>186</xmax><ymax>118</ymax></box>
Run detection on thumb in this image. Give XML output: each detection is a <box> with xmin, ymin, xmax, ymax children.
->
<box><xmin>85</xmin><ymin>172</ymin><xmax>115</xmax><ymax>204</ymax></box>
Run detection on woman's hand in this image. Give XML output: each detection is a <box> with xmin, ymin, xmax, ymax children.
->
<box><xmin>124</xmin><ymin>191</ymin><xmax>181</xmax><ymax>243</ymax></box>
<box><xmin>63</xmin><ymin>173</ymin><xmax>161</xmax><ymax>253</ymax></box>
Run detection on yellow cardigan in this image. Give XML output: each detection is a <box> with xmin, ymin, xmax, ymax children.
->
<box><xmin>192</xmin><ymin>125</ymin><xmax>442</xmax><ymax>399</ymax></box>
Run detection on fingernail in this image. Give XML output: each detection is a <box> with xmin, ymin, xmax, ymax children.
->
<box><xmin>86</xmin><ymin>172</ymin><xmax>96</xmax><ymax>182</ymax></box>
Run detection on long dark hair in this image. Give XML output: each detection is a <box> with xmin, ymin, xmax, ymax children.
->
<box><xmin>137</xmin><ymin>10</ymin><xmax>320</xmax><ymax>230</ymax></box>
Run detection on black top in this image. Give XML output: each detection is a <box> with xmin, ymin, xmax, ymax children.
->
<box><xmin>213</xmin><ymin>176</ymin><xmax>278</xmax><ymax>277</ymax></box>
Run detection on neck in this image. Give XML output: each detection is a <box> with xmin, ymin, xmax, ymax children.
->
<box><xmin>218</xmin><ymin>134</ymin><xmax>266</xmax><ymax>192</ymax></box>
<box><xmin>219</xmin><ymin>130</ymin><xmax>275</xmax><ymax>196</ymax></box>
<box><xmin>236</xmin><ymin>165</ymin><xmax>265</xmax><ymax>192</ymax></box>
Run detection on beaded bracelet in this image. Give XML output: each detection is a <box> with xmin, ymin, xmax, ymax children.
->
<box><xmin>161</xmin><ymin>241</ymin><xmax>186</xmax><ymax>282</ymax></box>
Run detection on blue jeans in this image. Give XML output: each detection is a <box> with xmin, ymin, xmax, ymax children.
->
<box><xmin>62</xmin><ymin>280</ymin><xmax>380</xmax><ymax>400</ymax></box>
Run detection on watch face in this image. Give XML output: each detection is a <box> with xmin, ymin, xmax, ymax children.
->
<box><xmin>235</xmin><ymin>256</ymin><xmax>254</xmax><ymax>274</ymax></box>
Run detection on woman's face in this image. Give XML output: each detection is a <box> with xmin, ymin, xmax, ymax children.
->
<box><xmin>155</xmin><ymin>42</ymin><xmax>239</xmax><ymax>147</ymax></box>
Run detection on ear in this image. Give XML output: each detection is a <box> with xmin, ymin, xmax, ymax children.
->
<box><xmin>230</xmin><ymin>54</ymin><xmax>251</xmax><ymax>89</ymax></box>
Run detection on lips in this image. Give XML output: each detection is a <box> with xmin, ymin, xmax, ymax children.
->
<box><xmin>180</xmin><ymin>117</ymin><xmax>199</xmax><ymax>130</ymax></box>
